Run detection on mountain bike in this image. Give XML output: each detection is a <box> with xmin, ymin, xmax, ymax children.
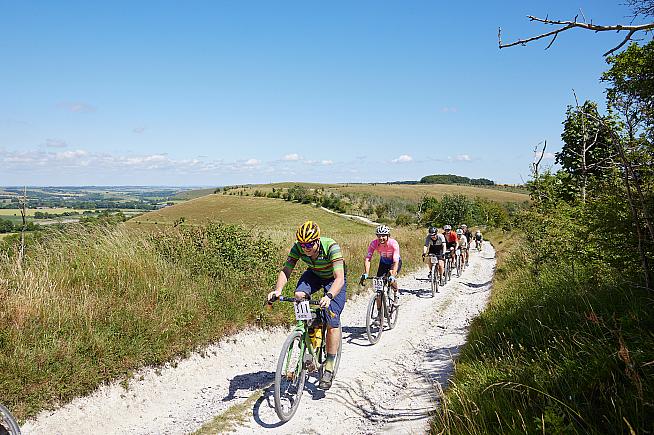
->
<box><xmin>269</xmin><ymin>296</ymin><xmax>342</xmax><ymax>422</ymax></box>
<box><xmin>0</xmin><ymin>403</ymin><xmax>20</xmax><ymax>435</ymax></box>
<box><xmin>443</xmin><ymin>251</ymin><xmax>454</xmax><ymax>283</ymax></box>
<box><xmin>361</xmin><ymin>273</ymin><xmax>399</xmax><ymax>344</ymax></box>
<box><xmin>455</xmin><ymin>248</ymin><xmax>464</xmax><ymax>277</ymax></box>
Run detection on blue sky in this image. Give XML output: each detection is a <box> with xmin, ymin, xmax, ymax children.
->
<box><xmin>0</xmin><ymin>1</ymin><xmax>647</xmax><ymax>186</ymax></box>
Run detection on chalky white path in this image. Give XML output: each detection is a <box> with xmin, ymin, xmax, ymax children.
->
<box><xmin>22</xmin><ymin>242</ymin><xmax>495</xmax><ymax>435</ymax></box>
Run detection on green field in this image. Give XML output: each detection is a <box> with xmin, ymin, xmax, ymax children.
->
<box><xmin>0</xmin><ymin>208</ymin><xmax>88</xmax><ymax>216</ymax></box>
<box><xmin>219</xmin><ymin>182</ymin><xmax>529</xmax><ymax>203</ymax></box>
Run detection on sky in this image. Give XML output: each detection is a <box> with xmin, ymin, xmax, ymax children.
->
<box><xmin>1</xmin><ymin>1</ymin><xmax>649</xmax><ymax>186</ymax></box>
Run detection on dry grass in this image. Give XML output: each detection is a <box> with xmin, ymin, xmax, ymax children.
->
<box><xmin>221</xmin><ymin>182</ymin><xmax>529</xmax><ymax>203</ymax></box>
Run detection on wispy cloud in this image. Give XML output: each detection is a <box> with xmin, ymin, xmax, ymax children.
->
<box><xmin>440</xmin><ymin>107</ymin><xmax>459</xmax><ymax>113</ymax></box>
<box><xmin>132</xmin><ymin>127</ymin><xmax>146</xmax><ymax>134</ymax></box>
<box><xmin>244</xmin><ymin>158</ymin><xmax>260</xmax><ymax>166</ymax></box>
<box><xmin>321</xmin><ymin>160</ymin><xmax>333</xmax><ymax>165</ymax></box>
<box><xmin>451</xmin><ymin>154</ymin><xmax>472</xmax><ymax>162</ymax></box>
<box><xmin>45</xmin><ymin>139</ymin><xmax>68</xmax><ymax>148</ymax></box>
<box><xmin>392</xmin><ymin>154</ymin><xmax>413</xmax><ymax>163</ymax></box>
<box><xmin>57</xmin><ymin>102</ymin><xmax>97</xmax><ymax>113</ymax></box>
<box><xmin>283</xmin><ymin>153</ymin><xmax>301</xmax><ymax>161</ymax></box>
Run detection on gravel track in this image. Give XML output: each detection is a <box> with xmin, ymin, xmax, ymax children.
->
<box><xmin>22</xmin><ymin>242</ymin><xmax>496</xmax><ymax>435</ymax></box>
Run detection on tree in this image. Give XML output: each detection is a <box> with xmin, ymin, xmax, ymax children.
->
<box><xmin>499</xmin><ymin>3</ymin><xmax>654</xmax><ymax>56</ymax></box>
<box><xmin>556</xmin><ymin>100</ymin><xmax>618</xmax><ymax>202</ymax></box>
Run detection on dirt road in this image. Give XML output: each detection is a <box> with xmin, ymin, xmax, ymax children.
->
<box><xmin>22</xmin><ymin>242</ymin><xmax>496</xmax><ymax>435</ymax></box>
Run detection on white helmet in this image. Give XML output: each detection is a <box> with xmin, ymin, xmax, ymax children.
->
<box><xmin>444</xmin><ymin>224</ymin><xmax>452</xmax><ymax>230</ymax></box>
<box><xmin>476</xmin><ymin>230</ymin><xmax>481</xmax><ymax>235</ymax></box>
<box><xmin>461</xmin><ymin>224</ymin><xmax>467</xmax><ymax>229</ymax></box>
<box><xmin>376</xmin><ymin>225</ymin><xmax>391</xmax><ymax>235</ymax></box>
<box><xmin>456</xmin><ymin>229</ymin><xmax>463</xmax><ymax>235</ymax></box>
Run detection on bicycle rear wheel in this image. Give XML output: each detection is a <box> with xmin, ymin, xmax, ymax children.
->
<box><xmin>456</xmin><ymin>255</ymin><xmax>462</xmax><ymax>277</ymax></box>
<box><xmin>386</xmin><ymin>287</ymin><xmax>399</xmax><ymax>329</ymax></box>
<box><xmin>274</xmin><ymin>330</ymin><xmax>307</xmax><ymax>422</ymax></box>
<box><xmin>365</xmin><ymin>293</ymin><xmax>383</xmax><ymax>344</ymax></box>
<box><xmin>430</xmin><ymin>263</ymin><xmax>438</xmax><ymax>297</ymax></box>
<box><xmin>447</xmin><ymin>258</ymin><xmax>453</xmax><ymax>281</ymax></box>
<box><xmin>0</xmin><ymin>403</ymin><xmax>20</xmax><ymax>435</ymax></box>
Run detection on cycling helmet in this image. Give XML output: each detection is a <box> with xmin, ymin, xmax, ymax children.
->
<box><xmin>476</xmin><ymin>230</ymin><xmax>481</xmax><ymax>235</ymax></box>
<box><xmin>456</xmin><ymin>229</ymin><xmax>463</xmax><ymax>235</ymax></box>
<box><xmin>376</xmin><ymin>224</ymin><xmax>391</xmax><ymax>235</ymax></box>
<box><xmin>444</xmin><ymin>224</ymin><xmax>452</xmax><ymax>230</ymax></box>
<box><xmin>461</xmin><ymin>224</ymin><xmax>467</xmax><ymax>229</ymax></box>
<box><xmin>296</xmin><ymin>220</ymin><xmax>321</xmax><ymax>243</ymax></box>
<box><xmin>428</xmin><ymin>226</ymin><xmax>437</xmax><ymax>235</ymax></box>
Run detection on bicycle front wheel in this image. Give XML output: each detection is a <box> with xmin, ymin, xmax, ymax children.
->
<box><xmin>0</xmin><ymin>403</ymin><xmax>21</xmax><ymax>435</ymax></box>
<box><xmin>386</xmin><ymin>287</ymin><xmax>399</xmax><ymax>329</ymax></box>
<box><xmin>457</xmin><ymin>256</ymin><xmax>462</xmax><ymax>277</ymax></box>
<box><xmin>274</xmin><ymin>330</ymin><xmax>307</xmax><ymax>422</ymax></box>
<box><xmin>365</xmin><ymin>293</ymin><xmax>383</xmax><ymax>344</ymax></box>
<box><xmin>430</xmin><ymin>263</ymin><xmax>438</xmax><ymax>297</ymax></box>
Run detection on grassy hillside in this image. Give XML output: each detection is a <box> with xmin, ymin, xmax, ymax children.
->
<box><xmin>3</xmin><ymin>195</ymin><xmax>426</xmax><ymax>421</ymax></box>
<box><xmin>216</xmin><ymin>182</ymin><xmax>529</xmax><ymax>203</ymax></box>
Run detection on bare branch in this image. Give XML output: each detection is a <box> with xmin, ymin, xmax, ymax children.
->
<box><xmin>499</xmin><ymin>15</ymin><xmax>654</xmax><ymax>56</ymax></box>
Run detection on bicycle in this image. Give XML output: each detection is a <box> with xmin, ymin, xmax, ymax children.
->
<box><xmin>0</xmin><ymin>403</ymin><xmax>20</xmax><ymax>435</ymax></box>
<box><xmin>361</xmin><ymin>273</ymin><xmax>399</xmax><ymax>344</ymax></box>
<box><xmin>443</xmin><ymin>251</ymin><xmax>454</xmax><ymax>284</ymax></box>
<box><xmin>269</xmin><ymin>296</ymin><xmax>343</xmax><ymax>422</ymax></box>
<box><xmin>417</xmin><ymin>254</ymin><xmax>440</xmax><ymax>297</ymax></box>
<box><xmin>455</xmin><ymin>248</ymin><xmax>464</xmax><ymax>277</ymax></box>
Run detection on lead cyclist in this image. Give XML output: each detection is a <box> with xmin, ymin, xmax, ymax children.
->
<box><xmin>267</xmin><ymin>221</ymin><xmax>346</xmax><ymax>390</ymax></box>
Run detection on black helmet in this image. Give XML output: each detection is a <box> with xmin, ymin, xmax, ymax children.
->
<box><xmin>428</xmin><ymin>226</ymin><xmax>437</xmax><ymax>235</ymax></box>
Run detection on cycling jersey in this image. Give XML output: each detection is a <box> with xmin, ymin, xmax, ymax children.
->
<box><xmin>425</xmin><ymin>233</ymin><xmax>446</xmax><ymax>255</ymax></box>
<box><xmin>444</xmin><ymin>231</ymin><xmax>458</xmax><ymax>249</ymax></box>
<box><xmin>464</xmin><ymin>230</ymin><xmax>472</xmax><ymax>245</ymax></box>
<box><xmin>366</xmin><ymin>238</ymin><xmax>401</xmax><ymax>265</ymax></box>
<box><xmin>475</xmin><ymin>233</ymin><xmax>483</xmax><ymax>241</ymax></box>
<box><xmin>459</xmin><ymin>235</ymin><xmax>468</xmax><ymax>248</ymax></box>
<box><xmin>284</xmin><ymin>237</ymin><xmax>345</xmax><ymax>279</ymax></box>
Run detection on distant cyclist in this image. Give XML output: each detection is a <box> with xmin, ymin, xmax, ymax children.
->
<box><xmin>461</xmin><ymin>224</ymin><xmax>472</xmax><ymax>266</ymax></box>
<box><xmin>422</xmin><ymin>226</ymin><xmax>446</xmax><ymax>282</ymax></box>
<box><xmin>475</xmin><ymin>230</ymin><xmax>483</xmax><ymax>250</ymax></box>
<box><xmin>267</xmin><ymin>220</ymin><xmax>345</xmax><ymax>390</ymax></box>
<box><xmin>443</xmin><ymin>224</ymin><xmax>458</xmax><ymax>261</ymax></box>
<box><xmin>360</xmin><ymin>225</ymin><xmax>401</xmax><ymax>305</ymax></box>
<box><xmin>456</xmin><ymin>228</ymin><xmax>468</xmax><ymax>266</ymax></box>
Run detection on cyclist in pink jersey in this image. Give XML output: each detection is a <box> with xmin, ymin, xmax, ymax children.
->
<box><xmin>359</xmin><ymin>225</ymin><xmax>402</xmax><ymax>305</ymax></box>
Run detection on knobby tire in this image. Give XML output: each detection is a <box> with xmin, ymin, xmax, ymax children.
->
<box><xmin>366</xmin><ymin>293</ymin><xmax>383</xmax><ymax>344</ymax></box>
<box><xmin>274</xmin><ymin>330</ymin><xmax>307</xmax><ymax>422</ymax></box>
<box><xmin>0</xmin><ymin>403</ymin><xmax>21</xmax><ymax>435</ymax></box>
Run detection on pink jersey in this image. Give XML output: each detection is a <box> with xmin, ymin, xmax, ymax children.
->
<box><xmin>366</xmin><ymin>238</ymin><xmax>401</xmax><ymax>264</ymax></box>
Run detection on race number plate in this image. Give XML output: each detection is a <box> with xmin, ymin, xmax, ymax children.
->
<box><xmin>293</xmin><ymin>300</ymin><xmax>313</xmax><ymax>321</ymax></box>
<box><xmin>373</xmin><ymin>277</ymin><xmax>384</xmax><ymax>291</ymax></box>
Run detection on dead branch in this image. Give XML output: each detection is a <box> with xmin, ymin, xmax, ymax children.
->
<box><xmin>499</xmin><ymin>15</ymin><xmax>654</xmax><ymax>56</ymax></box>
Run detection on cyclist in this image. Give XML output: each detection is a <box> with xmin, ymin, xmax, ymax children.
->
<box><xmin>443</xmin><ymin>224</ymin><xmax>458</xmax><ymax>270</ymax></box>
<box><xmin>456</xmin><ymin>228</ymin><xmax>468</xmax><ymax>267</ymax></box>
<box><xmin>360</xmin><ymin>225</ymin><xmax>401</xmax><ymax>305</ymax></box>
<box><xmin>475</xmin><ymin>229</ymin><xmax>483</xmax><ymax>250</ymax></box>
<box><xmin>267</xmin><ymin>221</ymin><xmax>346</xmax><ymax>390</ymax></box>
<box><xmin>422</xmin><ymin>226</ymin><xmax>446</xmax><ymax>282</ymax></box>
<box><xmin>461</xmin><ymin>224</ymin><xmax>472</xmax><ymax>266</ymax></box>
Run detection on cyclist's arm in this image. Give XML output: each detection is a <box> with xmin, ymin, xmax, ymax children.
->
<box><xmin>273</xmin><ymin>266</ymin><xmax>292</xmax><ymax>296</ymax></box>
<box><xmin>364</xmin><ymin>257</ymin><xmax>372</xmax><ymax>275</ymax></box>
<box><xmin>327</xmin><ymin>260</ymin><xmax>345</xmax><ymax>298</ymax></box>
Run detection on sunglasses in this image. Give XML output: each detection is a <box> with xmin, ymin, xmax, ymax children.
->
<box><xmin>299</xmin><ymin>241</ymin><xmax>316</xmax><ymax>249</ymax></box>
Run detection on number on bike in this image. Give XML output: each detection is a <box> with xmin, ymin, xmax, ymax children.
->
<box><xmin>293</xmin><ymin>301</ymin><xmax>313</xmax><ymax>320</ymax></box>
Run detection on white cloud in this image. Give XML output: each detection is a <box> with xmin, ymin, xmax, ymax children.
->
<box><xmin>57</xmin><ymin>102</ymin><xmax>96</xmax><ymax>113</ymax></box>
<box><xmin>133</xmin><ymin>127</ymin><xmax>146</xmax><ymax>134</ymax></box>
<box><xmin>392</xmin><ymin>154</ymin><xmax>413</xmax><ymax>163</ymax></box>
<box><xmin>321</xmin><ymin>160</ymin><xmax>333</xmax><ymax>165</ymax></box>
<box><xmin>453</xmin><ymin>154</ymin><xmax>471</xmax><ymax>161</ymax></box>
<box><xmin>440</xmin><ymin>107</ymin><xmax>459</xmax><ymax>113</ymax></box>
<box><xmin>56</xmin><ymin>150</ymin><xmax>88</xmax><ymax>160</ymax></box>
<box><xmin>45</xmin><ymin>139</ymin><xmax>68</xmax><ymax>148</ymax></box>
<box><xmin>283</xmin><ymin>153</ymin><xmax>301</xmax><ymax>161</ymax></box>
<box><xmin>245</xmin><ymin>158</ymin><xmax>260</xmax><ymax>166</ymax></box>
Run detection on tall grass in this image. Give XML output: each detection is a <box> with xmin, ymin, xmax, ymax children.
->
<box><xmin>431</xmin><ymin>233</ymin><xmax>654</xmax><ymax>434</ymax></box>
<box><xmin>0</xmin><ymin>213</ymin><xmax>426</xmax><ymax>421</ymax></box>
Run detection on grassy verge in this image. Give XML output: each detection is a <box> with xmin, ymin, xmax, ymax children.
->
<box><xmin>431</xmin><ymin>232</ymin><xmax>654</xmax><ymax>434</ymax></box>
<box><xmin>1</xmin><ymin>203</ymin><xmax>425</xmax><ymax>421</ymax></box>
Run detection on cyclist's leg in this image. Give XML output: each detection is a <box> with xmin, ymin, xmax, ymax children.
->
<box><xmin>294</xmin><ymin>269</ymin><xmax>322</xmax><ymax>300</ymax></box>
<box><xmin>320</xmin><ymin>277</ymin><xmax>346</xmax><ymax>389</ymax></box>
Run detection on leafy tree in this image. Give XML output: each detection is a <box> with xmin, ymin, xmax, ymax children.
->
<box><xmin>557</xmin><ymin>101</ymin><xmax>618</xmax><ymax>202</ymax></box>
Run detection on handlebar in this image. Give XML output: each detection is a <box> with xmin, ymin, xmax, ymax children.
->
<box><xmin>268</xmin><ymin>295</ymin><xmax>321</xmax><ymax>305</ymax></box>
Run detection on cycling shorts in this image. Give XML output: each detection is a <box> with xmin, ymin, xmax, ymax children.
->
<box><xmin>295</xmin><ymin>270</ymin><xmax>346</xmax><ymax>328</ymax></box>
<box><xmin>376</xmin><ymin>258</ymin><xmax>402</xmax><ymax>277</ymax></box>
